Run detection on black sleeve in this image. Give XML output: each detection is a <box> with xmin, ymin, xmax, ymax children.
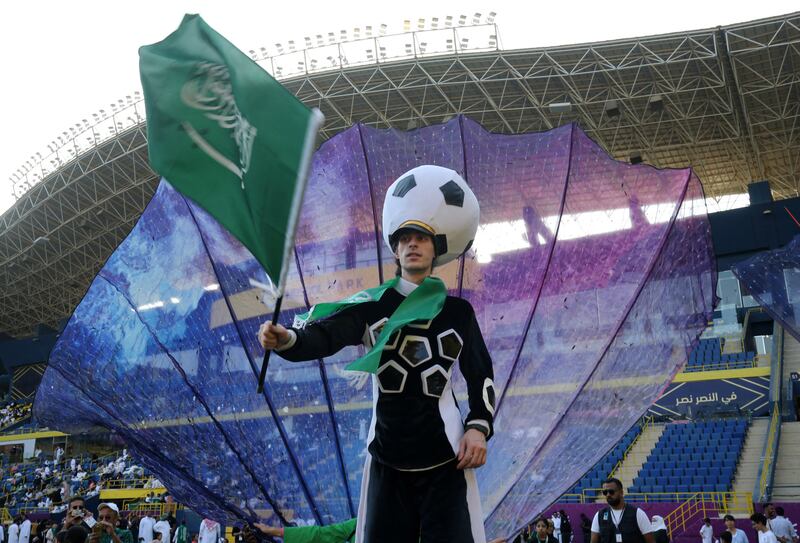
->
<box><xmin>460</xmin><ymin>303</ymin><xmax>496</xmax><ymax>440</ymax></box>
<box><xmin>278</xmin><ymin>305</ymin><xmax>367</xmax><ymax>362</ymax></box>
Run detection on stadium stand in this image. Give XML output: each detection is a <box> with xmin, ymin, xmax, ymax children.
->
<box><xmin>0</xmin><ymin>402</ymin><xmax>32</xmax><ymax>431</ymax></box>
<box><xmin>0</xmin><ymin>449</ymin><xmax>158</xmax><ymax>516</ymax></box>
<box><xmin>685</xmin><ymin>338</ymin><xmax>756</xmax><ymax>371</ymax></box>
<box><xmin>558</xmin><ymin>425</ymin><xmax>642</xmax><ymax>502</ymax></box>
<box><xmin>629</xmin><ymin>418</ymin><xmax>748</xmax><ymax>496</ymax></box>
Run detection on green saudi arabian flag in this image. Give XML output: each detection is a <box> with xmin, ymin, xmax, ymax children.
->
<box><xmin>139</xmin><ymin>14</ymin><xmax>324</xmax><ymax>296</ymax></box>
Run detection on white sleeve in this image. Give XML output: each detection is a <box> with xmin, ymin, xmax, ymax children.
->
<box><xmin>591</xmin><ymin>513</ymin><xmax>600</xmax><ymax>534</ymax></box>
<box><xmin>637</xmin><ymin>509</ymin><xmax>653</xmax><ymax>534</ymax></box>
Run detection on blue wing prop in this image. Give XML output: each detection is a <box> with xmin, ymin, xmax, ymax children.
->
<box><xmin>34</xmin><ymin>117</ymin><xmax>716</xmax><ymax>536</ymax></box>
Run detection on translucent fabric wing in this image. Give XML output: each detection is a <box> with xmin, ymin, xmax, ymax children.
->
<box><xmin>732</xmin><ymin>233</ymin><xmax>800</xmax><ymax>343</ymax></box>
<box><xmin>34</xmin><ymin>117</ymin><xmax>715</xmax><ymax>536</ymax></box>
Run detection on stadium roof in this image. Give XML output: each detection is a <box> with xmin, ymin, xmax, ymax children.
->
<box><xmin>1</xmin><ymin>11</ymin><xmax>799</xmax><ymax>338</ymax></box>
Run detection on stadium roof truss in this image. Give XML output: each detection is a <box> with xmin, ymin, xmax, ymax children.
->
<box><xmin>1</xmin><ymin>12</ymin><xmax>798</xmax><ymax>338</ymax></box>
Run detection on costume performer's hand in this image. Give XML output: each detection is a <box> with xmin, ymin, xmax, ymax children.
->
<box><xmin>457</xmin><ymin>428</ymin><xmax>487</xmax><ymax>469</ymax></box>
<box><xmin>258</xmin><ymin>322</ymin><xmax>290</xmax><ymax>351</ymax></box>
<box><xmin>252</xmin><ymin>523</ymin><xmax>282</xmax><ymax>537</ymax></box>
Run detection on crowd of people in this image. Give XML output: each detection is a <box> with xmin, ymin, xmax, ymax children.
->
<box><xmin>0</xmin><ymin>496</ymin><xmax>217</xmax><ymax>543</ymax></box>
<box><xmin>0</xmin><ymin>403</ymin><xmax>32</xmax><ymax>430</ymax></box>
<box><xmin>507</xmin><ymin>480</ymin><xmax>798</xmax><ymax>543</ymax></box>
<box><xmin>0</xmin><ymin>448</ymin><xmax>158</xmax><ymax>515</ymax></box>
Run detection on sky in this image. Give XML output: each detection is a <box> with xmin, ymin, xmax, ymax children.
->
<box><xmin>0</xmin><ymin>0</ymin><xmax>797</xmax><ymax>217</ymax></box>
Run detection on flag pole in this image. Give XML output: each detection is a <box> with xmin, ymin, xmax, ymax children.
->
<box><xmin>257</xmin><ymin>295</ymin><xmax>283</xmax><ymax>393</ymax></box>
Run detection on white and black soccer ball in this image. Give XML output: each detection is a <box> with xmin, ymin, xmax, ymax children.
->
<box><xmin>382</xmin><ymin>165</ymin><xmax>480</xmax><ymax>266</ymax></box>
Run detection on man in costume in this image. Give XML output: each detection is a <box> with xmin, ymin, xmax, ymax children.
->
<box><xmin>258</xmin><ymin>165</ymin><xmax>495</xmax><ymax>543</ymax></box>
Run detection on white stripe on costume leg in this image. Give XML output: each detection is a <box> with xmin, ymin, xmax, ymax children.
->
<box><xmin>464</xmin><ymin>468</ymin><xmax>486</xmax><ymax>543</ymax></box>
<box><xmin>355</xmin><ymin>455</ymin><xmax>372</xmax><ymax>543</ymax></box>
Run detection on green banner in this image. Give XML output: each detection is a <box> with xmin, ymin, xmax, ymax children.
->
<box><xmin>139</xmin><ymin>14</ymin><xmax>323</xmax><ymax>295</ymax></box>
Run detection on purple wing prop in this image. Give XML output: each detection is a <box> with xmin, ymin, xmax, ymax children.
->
<box><xmin>732</xmin><ymin>233</ymin><xmax>800</xmax><ymax>343</ymax></box>
<box><xmin>34</xmin><ymin>117</ymin><xmax>716</xmax><ymax>536</ymax></box>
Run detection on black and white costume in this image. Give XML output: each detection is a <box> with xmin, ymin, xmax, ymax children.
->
<box><xmin>278</xmin><ymin>277</ymin><xmax>495</xmax><ymax>543</ymax></box>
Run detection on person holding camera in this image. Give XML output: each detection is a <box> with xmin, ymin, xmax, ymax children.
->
<box><xmin>88</xmin><ymin>503</ymin><xmax>133</xmax><ymax>543</ymax></box>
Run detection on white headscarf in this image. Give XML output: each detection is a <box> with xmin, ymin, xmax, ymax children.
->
<box><xmin>652</xmin><ymin>516</ymin><xmax>667</xmax><ymax>532</ymax></box>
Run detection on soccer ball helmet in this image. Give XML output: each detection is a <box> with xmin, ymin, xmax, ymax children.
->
<box><xmin>382</xmin><ymin>165</ymin><xmax>480</xmax><ymax>266</ymax></box>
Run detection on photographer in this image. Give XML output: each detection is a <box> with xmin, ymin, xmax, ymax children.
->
<box><xmin>88</xmin><ymin>503</ymin><xmax>133</xmax><ymax>543</ymax></box>
<box><xmin>58</xmin><ymin>497</ymin><xmax>96</xmax><ymax>543</ymax></box>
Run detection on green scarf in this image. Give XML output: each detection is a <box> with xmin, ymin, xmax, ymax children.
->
<box><xmin>295</xmin><ymin>276</ymin><xmax>447</xmax><ymax>373</ymax></box>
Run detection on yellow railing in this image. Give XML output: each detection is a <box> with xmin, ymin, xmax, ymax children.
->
<box><xmin>682</xmin><ymin>360</ymin><xmax>757</xmax><ymax>373</ymax></box>
<box><xmin>103</xmin><ymin>477</ymin><xmax>157</xmax><ymax>489</ymax></box>
<box><xmin>559</xmin><ymin>490</ymin><xmax>753</xmax><ymax>513</ymax></box>
<box><xmin>122</xmin><ymin>501</ymin><xmax>181</xmax><ymax>515</ymax></box>
<box><xmin>758</xmin><ymin>407</ymin><xmax>780</xmax><ymax>500</ymax></box>
<box><xmin>0</xmin><ymin>508</ymin><xmax>10</xmax><ymax>523</ymax></box>
<box><xmin>663</xmin><ymin>492</ymin><xmax>753</xmax><ymax>537</ymax></box>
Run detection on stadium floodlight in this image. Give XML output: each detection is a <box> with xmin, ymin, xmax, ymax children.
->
<box><xmin>473</xmin><ymin>13</ymin><xmax>482</xmax><ymax>24</ymax></box>
<box><xmin>310</xmin><ymin>59</ymin><xmax>318</xmax><ymax>69</ymax></box>
<box><xmin>649</xmin><ymin>95</ymin><xmax>664</xmax><ymax>112</ymax></box>
<box><xmin>446</xmin><ymin>38</ymin><xmax>454</xmax><ymax>50</ymax></box>
<box><xmin>297</xmin><ymin>61</ymin><xmax>305</xmax><ymax>71</ymax></box>
<box><xmin>340</xmin><ymin>30</ymin><xmax>347</xmax><ymax>41</ymax></box>
<box><xmin>419</xmin><ymin>41</ymin><xmax>428</xmax><ymax>54</ymax></box>
<box><xmin>328</xmin><ymin>32</ymin><xmax>336</xmax><ymax>43</ymax></box>
<box><xmin>445</xmin><ymin>15</ymin><xmax>453</xmax><ymax>27</ymax></box>
<box><xmin>316</xmin><ymin>34</ymin><xmax>324</xmax><ymax>46</ymax></box>
<box><xmin>380</xmin><ymin>24</ymin><xmax>387</xmax><ymax>35</ymax></box>
<box><xmin>459</xmin><ymin>14</ymin><xmax>467</xmax><ymax>25</ymax></box>
<box><xmin>489</xmin><ymin>34</ymin><xmax>497</xmax><ymax>48</ymax></box>
<box><xmin>460</xmin><ymin>37</ymin><xmax>469</xmax><ymax>49</ymax></box>
<box><xmin>405</xmin><ymin>43</ymin><xmax>413</xmax><ymax>55</ymax></box>
<box><xmin>403</xmin><ymin>20</ymin><xmax>411</xmax><ymax>32</ymax></box>
<box><xmin>604</xmin><ymin>100</ymin><xmax>620</xmax><ymax>117</ymax></box>
<box><xmin>379</xmin><ymin>46</ymin><xmax>387</xmax><ymax>59</ymax></box>
<box><xmin>432</xmin><ymin>17</ymin><xmax>439</xmax><ymax>28</ymax></box>
<box><xmin>366</xmin><ymin>25</ymin><xmax>373</xmax><ymax>37</ymax></box>
<box><xmin>366</xmin><ymin>48</ymin><xmax>374</xmax><ymax>60</ymax></box>
<box><xmin>487</xmin><ymin>11</ymin><xmax>497</xmax><ymax>23</ymax></box>
<box><xmin>288</xmin><ymin>40</ymin><xmax>296</xmax><ymax>51</ymax></box>
<box><xmin>275</xmin><ymin>43</ymin><xmax>283</xmax><ymax>54</ymax></box>
<box><xmin>260</xmin><ymin>46</ymin><xmax>268</xmax><ymax>54</ymax></box>
<box><xmin>304</xmin><ymin>37</ymin><xmax>313</xmax><ymax>48</ymax></box>
<box><xmin>353</xmin><ymin>27</ymin><xmax>361</xmax><ymax>39</ymax></box>
<box><xmin>417</xmin><ymin>18</ymin><xmax>425</xmax><ymax>30</ymax></box>
<box><xmin>549</xmin><ymin>102</ymin><xmax>572</xmax><ymax>114</ymax></box>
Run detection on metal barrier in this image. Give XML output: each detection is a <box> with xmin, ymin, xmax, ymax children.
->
<box><xmin>122</xmin><ymin>502</ymin><xmax>181</xmax><ymax>516</ymax></box>
<box><xmin>558</xmin><ymin>490</ymin><xmax>752</xmax><ymax>512</ymax></box>
<box><xmin>663</xmin><ymin>491</ymin><xmax>753</xmax><ymax>537</ymax></box>
<box><xmin>682</xmin><ymin>360</ymin><xmax>758</xmax><ymax>373</ymax></box>
<box><xmin>103</xmin><ymin>477</ymin><xmax>159</xmax><ymax>489</ymax></box>
<box><xmin>757</xmin><ymin>406</ymin><xmax>781</xmax><ymax>501</ymax></box>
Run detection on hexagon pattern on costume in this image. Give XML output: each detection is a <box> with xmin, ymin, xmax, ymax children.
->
<box><xmin>421</xmin><ymin>365</ymin><xmax>450</xmax><ymax>398</ymax></box>
<box><xmin>377</xmin><ymin>360</ymin><xmax>408</xmax><ymax>393</ymax></box>
<box><xmin>398</xmin><ymin>336</ymin><xmax>432</xmax><ymax>368</ymax></box>
<box><xmin>437</xmin><ymin>329</ymin><xmax>463</xmax><ymax>362</ymax></box>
